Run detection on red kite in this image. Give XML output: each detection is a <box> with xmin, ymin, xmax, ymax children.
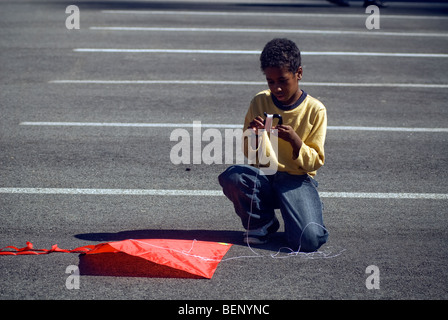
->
<box><xmin>0</xmin><ymin>241</ymin><xmax>92</xmax><ymax>255</ymax></box>
<box><xmin>0</xmin><ymin>239</ymin><xmax>232</xmax><ymax>279</ymax></box>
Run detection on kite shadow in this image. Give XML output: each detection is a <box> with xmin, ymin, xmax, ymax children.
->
<box><xmin>74</xmin><ymin>228</ymin><xmax>288</xmax><ymax>252</ymax></box>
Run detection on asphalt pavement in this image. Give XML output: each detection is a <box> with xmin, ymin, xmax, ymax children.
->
<box><xmin>0</xmin><ymin>0</ymin><xmax>447</xmax><ymax>306</ymax></box>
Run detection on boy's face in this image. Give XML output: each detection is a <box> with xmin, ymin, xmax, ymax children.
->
<box><xmin>264</xmin><ymin>66</ymin><xmax>303</xmax><ymax>106</ymax></box>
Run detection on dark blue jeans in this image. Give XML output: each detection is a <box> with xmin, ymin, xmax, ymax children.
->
<box><xmin>218</xmin><ymin>165</ymin><xmax>328</xmax><ymax>252</ymax></box>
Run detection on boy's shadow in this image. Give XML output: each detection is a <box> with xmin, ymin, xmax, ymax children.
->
<box><xmin>74</xmin><ymin>229</ymin><xmax>288</xmax><ymax>252</ymax></box>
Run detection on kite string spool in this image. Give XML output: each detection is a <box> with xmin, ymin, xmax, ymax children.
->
<box><xmin>264</xmin><ymin>113</ymin><xmax>274</xmax><ymax>134</ymax></box>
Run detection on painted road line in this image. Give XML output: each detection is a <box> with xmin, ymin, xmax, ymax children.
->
<box><xmin>19</xmin><ymin>122</ymin><xmax>242</xmax><ymax>129</ymax></box>
<box><xmin>74</xmin><ymin>48</ymin><xmax>261</xmax><ymax>55</ymax></box>
<box><xmin>0</xmin><ymin>188</ymin><xmax>447</xmax><ymax>199</ymax></box>
<box><xmin>321</xmin><ymin>192</ymin><xmax>448</xmax><ymax>200</ymax></box>
<box><xmin>48</xmin><ymin>79</ymin><xmax>448</xmax><ymax>89</ymax></box>
<box><xmin>89</xmin><ymin>26</ymin><xmax>448</xmax><ymax>37</ymax></box>
<box><xmin>73</xmin><ymin>48</ymin><xmax>448</xmax><ymax>58</ymax></box>
<box><xmin>18</xmin><ymin>122</ymin><xmax>448</xmax><ymax>133</ymax></box>
<box><xmin>48</xmin><ymin>80</ymin><xmax>448</xmax><ymax>89</ymax></box>
<box><xmin>0</xmin><ymin>188</ymin><xmax>223</xmax><ymax>196</ymax></box>
<box><xmin>101</xmin><ymin>10</ymin><xmax>448</xmax><ymax>20</ymax></box>
<box><xmin>48</xmin><ymin>80</ymin><xmax>265</xmax><ymax>85</ymax></box>
<box><xmin>326</xmin><ymin>126</ymin><xmax>448</xmax><ymax>133</ymax></box>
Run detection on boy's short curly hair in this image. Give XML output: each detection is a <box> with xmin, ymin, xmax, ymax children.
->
<box><xmin>260</xmin><ymin>38</ymin><xmax>301</xmax><ymax>73</ymax></box>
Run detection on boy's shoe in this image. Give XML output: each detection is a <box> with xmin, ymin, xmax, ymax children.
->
<box><xmin>243</xmin><ymin>218</ymin><xmax>280</xmax><ymax>245</ymax></box>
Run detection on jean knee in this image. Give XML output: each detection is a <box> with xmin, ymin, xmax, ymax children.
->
<box><xmin>218</xmin><ymin>166</ymin><xmax>239</xmax><ymax>189</ymax></box>
<box><xmin>289</xmin><ymin>224</ymin><xmax>328</xmax><ymax>252</ymax></box>
<box><xmin>219</xmin><ymin>165</ymin><xmax>256</xmax><ymax>187</ymax></box>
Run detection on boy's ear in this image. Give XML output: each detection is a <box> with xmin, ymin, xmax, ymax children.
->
<box><xmin>296</xmin><ymin>66</ymin><xmax>303</xmax><ymax>81</ymax></box>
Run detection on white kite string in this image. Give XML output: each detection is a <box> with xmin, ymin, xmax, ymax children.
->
<box><xmin>224</xmin><ymin>114</ymin><xmax>345</xmax><ymax>261</ymax></box>
<box><xmin>131</xmin><ymin>114</ymin><xmax>344</xmax><ymax>263</ymax></box>
<box><xmin>236</xmin><ymin>165</ymin><xmax>345</xmax><ymax>261</ymax></box>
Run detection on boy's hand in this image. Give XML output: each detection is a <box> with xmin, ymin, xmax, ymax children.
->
<box><xmin>248</xmin><ymin>116</ymin><xmax>265</xmax><ymax>134</ymax></box>
<box><xmin>276</xmin><ymin>124</ymin><xmax>303</xmax><ymax>159</ymax></box>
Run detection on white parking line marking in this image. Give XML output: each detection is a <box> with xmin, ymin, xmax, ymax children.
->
<box><xmin>48</xmin><ymin>80</ymin><xmax>448</xmax><ymax>89</ymax></box>
<box><xmin>19</xmin><ymin>122</ymin><xmax>243</xmax><ymax>129</ymax></box>
<box><xmin>49</xmin><ymin>80</ymin><xmax>264</xmax><ymax>85</ymax></box>
<box><xmin>321</xmin><ymin>192</ymin><xmax>448</xmax><ymax>200</ymax></box>
<box><xmin>101</xmin><ymin>10</ymin><xmax>448</xmax><ymax>20</ymax></box>
<box><xmin>89</xmin><ymin>26</ymin><xmax>448</xmax><ymax>37</ymax></box>
<box><xmin>1</xmin><ymin>188</ymin><xmax>447</xmax><ymax>199</ymax></box>
<box><xmin>19</xmin><ymin>122</ymin><xmax>448</xmax><ymax>133</ymax></box>
<box><xmin>0</xmin><ymin>188</ymin><xmax>223</xmax><ymax>196</ymax></box>
<box><xmin>327</xmin><ymin>126</ymin><xmax>448</xmax><ymax>133</ymax></box>
<box><xmin>74</xmin><ymin>48</ymin><xmax>261</xmax><ymax>55</ymax></box>
<box><xmin>73</xmin><ymin>48</ymin><xmax>448</xmax><ymax>58</ymax></box>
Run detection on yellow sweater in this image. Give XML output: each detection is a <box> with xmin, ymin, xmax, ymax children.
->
<box><xmin>244</xmin><ymin>90</ymin><xmax>327</xmax><ymax>177</ymax></box>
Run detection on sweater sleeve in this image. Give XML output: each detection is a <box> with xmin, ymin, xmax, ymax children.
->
<box><xmin>295</xmin><ymin>108</ymin><xmax>327</xmax><ymax>173</ymax></box>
